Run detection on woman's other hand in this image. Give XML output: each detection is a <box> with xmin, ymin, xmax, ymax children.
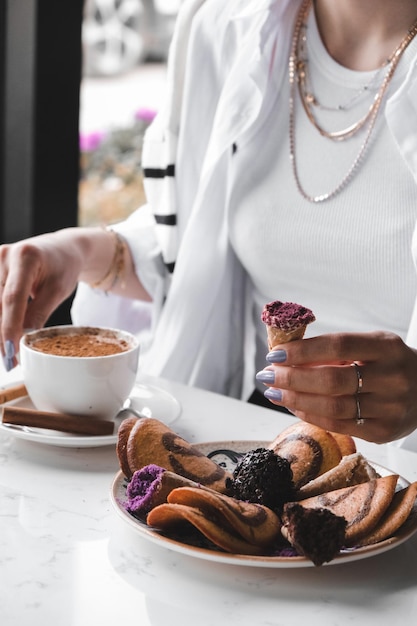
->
<box><xmin>255</xmin><ymin>331</ymin><xmax>417</xmax><ymax>444</ymax></box>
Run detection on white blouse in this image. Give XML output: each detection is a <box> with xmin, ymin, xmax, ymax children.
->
<box><xmin>72</xmin><ymin>0</ymin><xmax>417</xmax><ymax>451</ymax></box>
<box><xmin>228</xmin><ymin>7</ymin><xmax>417</xmax><ymax>389</ymax></box>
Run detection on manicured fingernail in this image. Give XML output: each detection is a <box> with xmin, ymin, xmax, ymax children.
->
<box><xmin>3</xmin><ymin>356</ymin><xmax>14</xmax><ymax>371</ymax></box>
<box><xmin>5</xmin><ymin>340</ymin><xmax>15</xmax><ymax>359</ymax></box>
<box><xmin>3</xmin><ymin>340</ymin><xmax>15</xmax><ymax>371</ymax></box>
<box><xmin>256</xmin><ymin>370</ymin><xmax>276</xmax><ymax>384</ymax></box>
<box><xmin>264</xmin><ymin>388</ymin><xmax>283</xmax><ymax>402</ymax></box>
<box><xmin>266</xmin><ymin>349</ymin><xmax>287</xmax><ymax>363</ymax></box>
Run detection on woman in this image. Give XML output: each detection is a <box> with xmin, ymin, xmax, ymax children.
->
<box><xmin>2</xmin><ymin>0</ymin><xmax>417</xmax><ymax>447</ymax></box>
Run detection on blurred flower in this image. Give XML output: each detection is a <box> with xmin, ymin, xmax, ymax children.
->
<box><xmin>79</xmin><ymin>131</ymin><xmax>106</xmax><ymax>152</ymax></box>
<box><xmin>134</xmin><ymin>107</ymin><xmax>157</xmax><ymax>124</ymax></box>
<box><xmin>79</xmin><ymin>114</ymin><xmax>156</xmax><ymax>226</ymax></box>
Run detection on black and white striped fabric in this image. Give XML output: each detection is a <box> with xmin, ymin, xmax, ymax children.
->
<box><xmin>142</xmin><ymin>0</ymin><xmax>208</xmax><ymax>275</ymax></box>
<box><xmin>142</xmin><ymin>131</ymin><xmax>178</xmax><ymax>274</ymax></box>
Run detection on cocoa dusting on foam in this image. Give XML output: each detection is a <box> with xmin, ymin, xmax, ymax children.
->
<box><xmin>29</xmin><ymin>329</ymin><xmax>130</xmax><ymax>357</ymax></box>
<box><xmin>261</xmin><ymin>301</ymin><xmax>316</xmax><ymax>332</ymax></box>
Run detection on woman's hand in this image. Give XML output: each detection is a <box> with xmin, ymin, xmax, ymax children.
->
<box><xmin>255</xmin><ymin>331</ymin><xmax>417</xmax><ymax>444</ymax></box>
<box><xmin>0</xmin><ymin>227</ymin><xmax>151</xmax><ymax>370</ymax></box>
<box><xmin>0</xmin><ymin>230</ymin><xmax>86</xmax><ymax>369</ymax></box>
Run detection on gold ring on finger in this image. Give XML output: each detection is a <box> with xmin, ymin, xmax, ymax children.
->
<box><xmin>352</xmin><ymin>361</ymin><xmax>363</xmax><ymax>394</ymax></box>
<box><xmin>355</xmin><ymin>394</ymin><xmax>365</xmax><ymax>426</ymax></box>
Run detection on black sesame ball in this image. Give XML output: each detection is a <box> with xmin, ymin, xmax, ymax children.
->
<box><xmin>228</xmin><ymin>447</ymin><xmax>295</xmax><ymax>513</ymax></box>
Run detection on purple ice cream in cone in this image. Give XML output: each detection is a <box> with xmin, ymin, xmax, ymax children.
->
<box><xmin>261</xmin><ymin>301</ymin><xmax>316</xmax><ymax>349</ymax></box>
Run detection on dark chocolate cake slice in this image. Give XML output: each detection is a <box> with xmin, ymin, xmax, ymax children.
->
<box><xmin>282</xmin><ymin>502</ymin><xmax>347</xmax><ymax>566</ymax></box>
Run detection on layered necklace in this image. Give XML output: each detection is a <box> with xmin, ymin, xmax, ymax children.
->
<box><xmin>289</xmin><ymin>0</ymin><xmax>417</xmax><ymax>203</ymax></box>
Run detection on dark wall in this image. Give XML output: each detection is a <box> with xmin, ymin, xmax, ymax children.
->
<box><xmin>0</xmin><ymin>0</ymin><xmax>84</xmax><ymax>323</ymax></box>
<box><xmin>0</xmin><ymin>1</ymin><xmax>6</xmax><ymax>232</ymax></box>
<box><xmin>33</xmin><ymin>0</ymin><xmax>83</xmax><ymax>236</ymax></box>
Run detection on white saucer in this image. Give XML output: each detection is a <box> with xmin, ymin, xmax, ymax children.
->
<box><xmin>0</xmin><ymin>381</ymin><xmax>181</xmax><ymax>448</ymax></box>
<box><xmin>126</xmin><ymin>382</ymin><xmax>181</xmax><ymax>425</ymax></box>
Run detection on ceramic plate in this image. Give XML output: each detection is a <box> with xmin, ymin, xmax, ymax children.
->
<box><xmin>0</xmin><ymin>381</ymin><xmax>181</xmax><ymax>448</ymax></box>
<box><xmin>110</xmin><ymin>440</ymin><xmax>417</xmax><ymax>568</ymax></box>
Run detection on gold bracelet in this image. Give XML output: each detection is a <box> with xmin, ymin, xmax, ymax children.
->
<box><xmin>91</xmin><ymin>229</ymin><xmax>126</xmax><ymax>292</ymax></box>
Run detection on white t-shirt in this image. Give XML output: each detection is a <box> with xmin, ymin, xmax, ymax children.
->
<box><xmin>228</xmin><ymin>8</ymin><xmax>417</xmax><ymax>385</ymax></box>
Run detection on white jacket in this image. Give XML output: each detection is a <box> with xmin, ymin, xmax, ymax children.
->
<box><xmin>72</xmin><ymin>0</ymin><xmax>417</xmax><ymax>409</ymax></box>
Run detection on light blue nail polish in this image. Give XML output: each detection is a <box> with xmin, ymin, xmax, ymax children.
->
<box><xmin>5</xmin><ymin>340</ymin><xmax>15</xmax><ymax>359</ymax></box>
<box><xmin>256</xmin><ymin>370</ymin><xmax>275</xmax><ymax>384</ymax></box>
<box><xmin>264</xmin><ymin>388</ymin><xmax>283</xmax><ymax>402</ymax></box>
<box><xmin>266</xmin><ymin>349</ymin><xmax>287</xmax><ymax>363</ymax></box>
<box><xmin>3</xmin><ymin>356</ymin><xmax>14</xmax><ymax>372</ymax></box>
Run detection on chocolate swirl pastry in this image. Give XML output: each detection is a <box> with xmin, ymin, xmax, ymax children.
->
<box><xmin>296</xmin><ymin>452</ymin><xmax>378</xmax><ymax>499</ymax></box>
<box><xmin>147</xmin><ymin>486</ymin><xmax>282</xmax><ymax>555</ymax></box>
<box><xmin>268</xmin><ymin>422</ymin><xmax>343</xmax><ymax>489</ymax></box>
<box><xmin>298</xmin><ymin>474</ymin><xmax>399</xmax><ymax>546</ymax></box>
<box><xmin>117</xmin><ymin>417</ymin><xmax>231</xmax><ymax>493</ymax></box>
<box><xmin>357</xmin><ymin>481</ymin><xmax>417</xmax><ymax>546</ymax></box>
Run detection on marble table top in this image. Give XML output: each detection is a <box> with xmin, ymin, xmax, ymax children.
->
<box><xmin>1</xmin><ymin>365</ymin><xmax>417</xmax><ymax>626</ymax></box>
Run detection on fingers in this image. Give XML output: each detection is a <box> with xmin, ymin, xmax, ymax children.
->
<box><xmin>257</xmin><ymin>363</ymin><xmax>358</xmax><ymax>396</ymax></box>
<box><xmin>0</xmin><ymin>232</ymin><xmax>86</xmax><ymax>371</ymax></box>
<box><xmin>264</xmin><ymin>385</ymin><xmax>397</xmax><ymax>423</ymax></box>
<box><xmin>257</xmin><ymin>332</ymin><xmax>417</xmax><ymax>444</ymax></box>
<box><xmin>289</xmin><ymin>411</ymin><xmax>401</xmax><ymax>445</ymax></box>
<box><xmin>263</xmin><ymin>387</ymin><xmax>405</xmax><ymax>444</ymax></box>
<box><xmin>257</xmin><ymin>361</ymin><xmax>401</xmax><ymax>398</ymax></box>
<box><xmin>266</xmin><ymin>331</ymin><xmax>407</xmax><ymax>366</ymax></box>
<box><xmin>0</xmin><ymin>243</ymin><xmax>49</xmax><ymax>366</ymax></box>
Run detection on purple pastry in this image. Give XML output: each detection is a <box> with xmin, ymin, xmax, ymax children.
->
<box><xmin>261</xmin><ymin>301</ymin><xmax>315</xmax><ymax>348</ymax></box>
<box><xmin>125</xmin><ymin>464</ymin><xmax>200</xmax><ymax>519</ymax></box>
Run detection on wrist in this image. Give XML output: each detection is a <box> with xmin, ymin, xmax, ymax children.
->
<box><xmin>89</xmin><ymin>229</ymin><xmax>127</xmax><ymax>293</ymax></box>
<box><xmin>76</xmin><ymin>227</ymin><xmax>121</xmax><ymax>287</ymax></box>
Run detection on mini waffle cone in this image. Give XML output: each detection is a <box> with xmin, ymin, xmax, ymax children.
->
<box><xmin>266</xmin><ymin>324</ymin><xmax>307</xmax><ymax>350</ymax></box>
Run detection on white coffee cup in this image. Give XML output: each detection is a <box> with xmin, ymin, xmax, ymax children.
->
<box><xmin>20</xmin><ymin>325</ymin><xmax>140</xmax><ymax>420</ymax></box>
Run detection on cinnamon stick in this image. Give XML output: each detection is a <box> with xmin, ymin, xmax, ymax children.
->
<box><xmin>2</xmin><ymin>405</ymin><xmax>115</xmax><ymax>436</ymax></box>
<box><xmin>0</xmin><ymin>383</ymin><xmax>28</xmax><ymax>405</ymax></box>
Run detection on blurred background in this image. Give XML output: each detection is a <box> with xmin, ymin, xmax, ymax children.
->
<box><xmin>83</xmin><ymin>0</ymin><xmax>180</xmax><ymax>78</ymax></box>
<box><xmin>79</xmin><ymin>0</ymin><xmax>181</xmax><ymax>226</ymax></box>
<box><xmin>0</xmin><ymin>0</ymin><xmax>181</xmax><ymax>324</ymax></box>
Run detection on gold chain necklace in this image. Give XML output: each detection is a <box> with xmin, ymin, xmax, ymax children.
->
<box><xmin>289</xmin><ymin>0</ymin><xmax>417</xmax><ymax>202</ymax></box>
<box><xmin>298</xmin><ymin>26</ymin><xmax>392</xmax><ymax>114</ymax></box>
